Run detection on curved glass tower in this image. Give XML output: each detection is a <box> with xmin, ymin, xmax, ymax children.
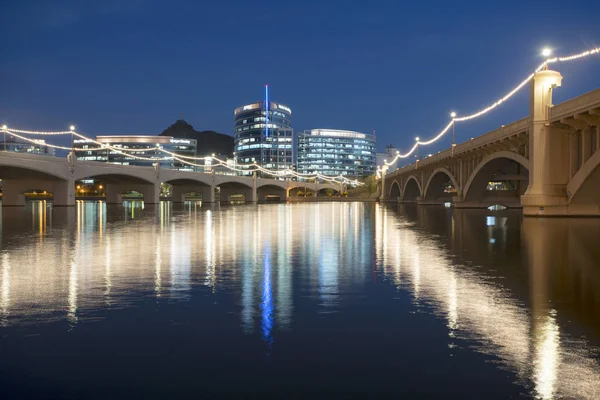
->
<box><xmin>233</xmin><ymin>98</ymin><xmax>293</xmax><ymax>176</ymax></box>
<box><xmin>297</xmin><ymin>129</ymin><xmax>376</xmax><ymax>177</ymax></box>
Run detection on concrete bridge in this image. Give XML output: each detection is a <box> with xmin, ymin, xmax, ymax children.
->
<box><xmin>0</xmin><ymin>152</ymin><xmax>341</xmax><ymax>206</ymax></box>
<box><xmin>382</xmin><ymin>69</ymin><xmax>600</xmax><ymax>216</ymax></box>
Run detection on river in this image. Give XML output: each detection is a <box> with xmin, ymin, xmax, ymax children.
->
<box><xmin>0</xmin><ymin>201</ymin><xmax>599</xmax><ymax>399</ymax></box>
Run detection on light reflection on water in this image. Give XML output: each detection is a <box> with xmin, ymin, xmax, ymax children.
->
<box><xmin>377</xmin><ymin>205</ymin><xmax>600</xmax><ymax>399</ymax></box>
<box><xmin>0</xmin><ymin>200</ymin><xmax>599</xmax><ymax>398</ymax></box>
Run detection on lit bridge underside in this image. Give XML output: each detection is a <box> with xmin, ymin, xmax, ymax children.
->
<box><xmin>382</xmin><ymin>70</ymin><xmax>600</xmax><ymax>216</ymax></box>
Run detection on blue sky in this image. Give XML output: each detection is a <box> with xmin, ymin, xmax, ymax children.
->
<box><xmin>1</xmin><ymin>0</ymin><xmax>599</xmax><ymax>155</ymax></box>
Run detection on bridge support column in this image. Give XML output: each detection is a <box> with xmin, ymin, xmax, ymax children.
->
<box><xmin>521</xmin><ymin>69</ymin><xmax>570</xmax><ymax>216</ymax></box>
<box><xmin>380</xmin><ymin>171</ymin><xmax>387</xmax><ymax>201</ymax></box>
<box><xmin>203</xmin><ymin>185</ymin><xmax>215</xmax><ymax>203</ymax></box>
<box><xmin>1</xmin><ymin>179</ymin><xmax>75</xmax><ymax>207</ymax></box>
<box><xmin>250</xmin><ymin>173</ymin><xmax>257</xmax><ymax>203</ymax></box>
<box><xmin>139</xmin><ymin>183</ymin><xmax>160</xmax><ymax>204</ymax></box>
<box><xmin>105</xmin><ymin>188</ymin><xmax>122</xmax><ymax>204</ymax></box>
<box><xmin>1</xmin><ymin>181</ymin><xmax>26</xmax><ymax>206</ymax></box>
<box><xmin>171</xmin><ymin>186</ymin><xmax>187</xmax><ymax>203</ymax></box>
<box><xmin>54</xmin><ymin>178</ymin><xmax>76</xmax><ymax>206</ymax></box>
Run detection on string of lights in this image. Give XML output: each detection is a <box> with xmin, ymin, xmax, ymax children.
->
<box><xmin>379</xmin><ymin>45</ymin><xmax>600</xmax><ymax>170</ymax></box>
<box><xmin>4</xmin><ymin>131</ymin><xmax>75</xmax><ymax>151</ymax></box>
<box><xmin>11</xmin><ymin>46</ymin><xmax>596</xmax><ymax>183</ymax></box>
<box><xmin>2</xmin><ymin>127</ymin><xmax>361</xmax><ymax>186</ymax></box>
<box><xmin>3</xmin><ymin>127</ymin><xmax>74</xmax><ymax>135</ymax></box>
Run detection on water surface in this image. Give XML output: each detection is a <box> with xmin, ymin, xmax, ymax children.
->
<box><xmin>0</xmin><ymin>201</ymin><xmax>599</xmax><ymax>399</ymax></box>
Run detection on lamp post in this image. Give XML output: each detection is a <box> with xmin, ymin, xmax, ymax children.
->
<box><xmin>450</xmin><ymin>112</ymin><xmax>457</xmax><ymax>156</ymax></box>
<box><xmin>415</xmin><ymin>137</ymin><xmax>420</xmax><ymax>169</ymax></box>
<box><xmin>541</xmin><ymin>47</ymin><xmax>552</xmax><ymax>70</ymax></box>
<box><xmin>2</xmin><ymin>125</ymin><xmax>7</xmax><ymax>152</ymax></box>
<box><xmin>69</xmin><ymin>125</ymin><xmax>75</xmax><ymax>152</ymax></box>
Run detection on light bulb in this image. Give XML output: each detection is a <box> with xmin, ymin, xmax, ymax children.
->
<box><xmin>542</xmin><ymin>47</ymin><xmax>552</xmax><ymax>57</ymax></box>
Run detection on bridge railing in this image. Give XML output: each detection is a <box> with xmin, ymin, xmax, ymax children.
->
<box><xmin>389</xmin><ymin>117</ymin><xmax>529</xmax><ymax>177</ymax></box>
<box><xmin>550</xmin><ymin>87</ymin><xmax>600</xmax><ymax>122</ymax></box>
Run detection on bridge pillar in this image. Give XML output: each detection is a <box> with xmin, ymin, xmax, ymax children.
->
<box><xmin>171</xmin><ymin>186</ymin><xmax>187</xmax><ymax>203</ymax></box>
<box><xmin>54</xmin><ymin>178</ymin><xmax>76</xmax><ymax>206</ymax></box>
<box><xmin>521</xmin><ymin>69</ymin><xmax>570</xmax><ymax>216</ymax></box>
<box><xmin>105</xmin><ymin>188</ymin><xmax>123</xmax><ymax>204</ymax></box>
<box><xmin>141</xmin><ymin>183</ymin><xmax>160</xmax><ymax>204</ymax></box>
<box><xmin>380</xmin><ymin>170</ymin><xmax>388</xmax><ymax>201</ymax></box>
<box><xmin>203</xmin><ymin>185</ymin><xmax>215</xmax><ymax>203</ymax></box>
<box><xmin>250</xmin><ymin>173</ymin><xmax>257</xmax><ymax>203</ymax></box>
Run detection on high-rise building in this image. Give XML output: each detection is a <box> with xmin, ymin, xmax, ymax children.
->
<box><xmin>233</xmin><ymin>91</ymin><xmax>293</xmax><ymax>176</ymax></box>
<box><xmin>297</xmin><ymin>129</ymin><xmax>376</xmax><ymax>177</ymax></box>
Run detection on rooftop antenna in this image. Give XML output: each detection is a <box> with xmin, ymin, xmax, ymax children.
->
<box><xmin>265</xmin><ymin>84</ymin><xmax>269</xmax><ymax>138</ymax></box>
<box><xmin>179</xmin><ymin>112</ymin><xmax>184</xmax><ymax>120</ymax></box>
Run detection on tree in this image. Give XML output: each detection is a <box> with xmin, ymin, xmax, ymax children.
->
<box><xmin>363</xmin><ymin>175</ymin><xmax>378</xmax><ymax>196</ymax></box>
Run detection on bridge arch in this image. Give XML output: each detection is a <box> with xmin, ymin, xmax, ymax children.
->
<box><xmin>0</xmin><ymin>156</ymin><xmax>73</xmax><ymax>206</ymax></box>
<box><xmin>389</xmin><ymin>180</ymin><xmax>401</xmax><ymax>201</ymax></box>
<box><xmin>163</xmin><ymin>178</ymin><xmax>214</xmax><ymax>203</ymax></box>
<box><xmin>567</xmin><ymin>148</ymin><xmax>600</xmax><ymax>207</ymax></box>
<box><xmin>0</xmin><ymin>159</ymin><xmax>68</xmax><ymax>182</ymax></box>
<box><xmin>462</xmin><ymin>151</ymin><xmax>529</xmax><ymax>207</ymax></box>
<box><xmin>402</xmin><ymin>175</ymin><xmax>422</xmax><ymax>202</ymax></box>
<box><xmin>423</xmin><ymin>168</ymin><xmax>459</xmax><ymax>202</ymax></box>
<box><xmin>257</xmin><ymin>184</ymin><xmax>287</xmax><ymax>202</ymax></box>
<box><xmin>217</xmin><ymin>180</ymin><xmax>255</xmax><ymax>203</ymax></box>
<box><xmin>315</xmin><ymin>187</ymin><xmax>339</xmax><ymax>197</ymax></box>
<box><xmin>256</xmin><ymin>180</ymin><xmax>287</xmax><ymax>190</ymax></box>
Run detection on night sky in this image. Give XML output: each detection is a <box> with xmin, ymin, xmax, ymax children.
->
<box><xmin>1</xmin><ymin>0</ymin><xmax>600</xmax><ymax>155</ymax></box>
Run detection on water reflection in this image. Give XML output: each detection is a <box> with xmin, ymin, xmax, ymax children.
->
<box><xmin>0</xmin><ymin>201</ymin><xmax>599</xmax><ymax>398</ymax></box>
<box><xmin>377</xmin><ymin>205</ymin><xmax>600</xmax><ymax>399</ymax></box>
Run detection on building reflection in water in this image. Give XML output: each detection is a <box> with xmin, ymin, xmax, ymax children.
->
<box><xmin>376</xmin><ymin>204</ymin><xmax>600</xmax><ymax>400</ymax></box>
<box><xmin>261</xmin><ymin>245</ymin><xmax>273</xmax><ymax>348</ymax></box>
<box><xmin>1</xmin><ymin>253</ymin><xmax>10</xmax><ymax>327</ymax></box>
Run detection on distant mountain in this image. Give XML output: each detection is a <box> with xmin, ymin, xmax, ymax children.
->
<box><xmin>159</xmin><ymin>119</ymin><xmax>234</xmax><ymax>157</ymax></box>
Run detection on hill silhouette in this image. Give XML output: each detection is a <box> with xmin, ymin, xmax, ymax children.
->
<box><xmin>159</xmin><ymin>120</ymin><xmax>233</xmax><ymax>157</ymax></box>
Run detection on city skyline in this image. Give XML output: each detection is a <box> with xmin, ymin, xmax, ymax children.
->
<box><xmin>2</xmin><ymin>1</ymin><xmax>600</xmax><ymax>154</ymax></box>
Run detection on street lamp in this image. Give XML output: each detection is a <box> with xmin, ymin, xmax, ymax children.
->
<box><xmin>69</xmin><ymin>125</ymin><xmax>75</xmax><ymax>151</ymax></box>
<box><xmin>541</xmin><ymin>47</ymin><xmax>552</xmax><ymax>57</ymax></box>
<box><xmin>2</xmin><ymin>125</ymin><xmax>6</xmax><ymax>152</ymax></box>
<box><xmin>415</xmin><ymin>137</ymin><xmax>420</xmax><ymax>167</ymax></box>
<box><xmin>450</xmin><ymin>112</ymin><xmax>457</xmax><ymax>156</ymax></box>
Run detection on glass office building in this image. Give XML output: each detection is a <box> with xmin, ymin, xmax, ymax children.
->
<box><xmin>297</xmin><ymin>129</ymin><xmax>376</xmax><ymax>177</ymax></box>
<box><xmin>233</xmin><ymin>100</ymin><xmax>293</xmax><ymax>176</ymax></box>
<box><xmin>1</xmin><ymin>134</ymin><xmax>55</xmax><ymax>156</ymax></box>
<box><xmin>73</xmin><ymin>136</ymin><xmax>197</xmax><ymax>171</ymax></box>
